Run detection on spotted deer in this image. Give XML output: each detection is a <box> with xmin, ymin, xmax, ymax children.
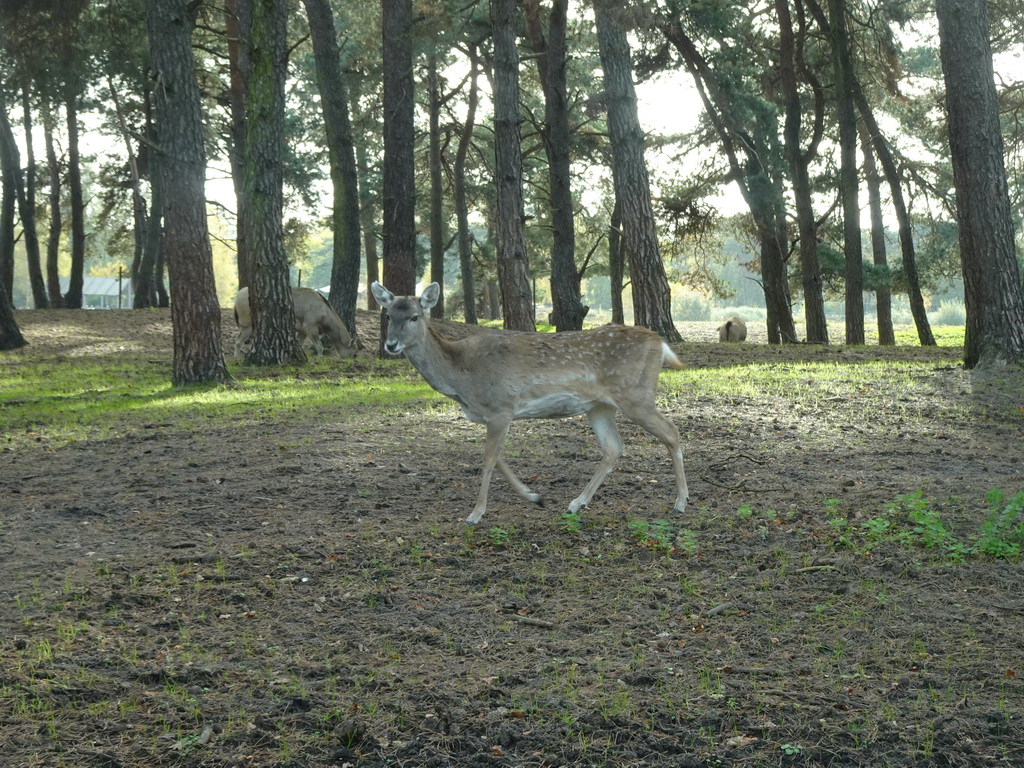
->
<box><xmin>371</xmin><ymin>281</ymin><xmax>689</xmax><ymax>525</ymax></box>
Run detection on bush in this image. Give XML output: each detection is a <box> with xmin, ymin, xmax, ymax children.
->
<box><xmin>929</xmin><ymin>300</ymin><xmax>966</xmax><ymax>327</ymax></box>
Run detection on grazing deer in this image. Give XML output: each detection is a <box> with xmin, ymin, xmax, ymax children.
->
<box><xmin>718</xmin><ymin>315</ymin><xmax>747</xmax><ymax>342</ymax></box>
<box><xmin>371</xmin><ymin>282</ymin><xmax>689</xmax><ymax>525</ymax></box>
<box><xmin>234</xmin><ymin>286</ymin><xmax>356</xmax><ymax>360</ymax></box>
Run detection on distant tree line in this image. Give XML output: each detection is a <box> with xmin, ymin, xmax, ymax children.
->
<box><xmin>0</xmin><ymin>0</ymin><xmax>1022</xmax><ymax>371</ymax></box>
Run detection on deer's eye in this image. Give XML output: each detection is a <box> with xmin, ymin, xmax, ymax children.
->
<box><xmin>410</xmin><ymin>314</ymin><xmax>419</xmax><ymax>323</ymax></box>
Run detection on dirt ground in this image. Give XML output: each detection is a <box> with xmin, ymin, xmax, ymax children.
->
<box><xmin>2</xmin><ymin>308</ymin><xmax>1023</xmax><ymax>768</ymax></box>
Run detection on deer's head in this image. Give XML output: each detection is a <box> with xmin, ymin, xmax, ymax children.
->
<box><xmin>371</xmin><ymin>282</ymin><xmax>441</xmax><ymax>355</ymax></box>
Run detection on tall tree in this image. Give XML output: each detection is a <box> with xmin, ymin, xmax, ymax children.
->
<box><xmin>106</xmin><ymin>75</ymin><xmax>148</xmax><ymax>309</ymax></box>
<box><xmin>63</xmin><ymin>83</ymin><xmax>86</xmax><ymax>308</ymax></box>
<box><xmin>853</xmin><ymin>95</ymin><xmax>934</xmax><ymax>346</ymax></box>
<box><xmin>41</xmin><ymin>103</ymin><xmax>62</xmax><ymax>308</ymax></box>
<box><xmin>491</xmin><ymin>0</ymin><xmax>535</xmax><ymax>331</ymax></box>
<box><xmin>381</xmin><ymin>0</ymin><xmax>416</xmax><ymax>299</ymax></box>
<box><xmin>608</xmin><ymin>198</ymin><xmax>624</xmax><ymax>325</ymax></box>
<box><xmin>936</xmin><ymin>0</ymin><xmax>1024</xmax><ymax>368</ymax></box>
<box><xmin>427</xmin><ymin>51</ymin><xmax>446</xmax><ymax>320</ymax></box>
<box><xmin>0</xmin><ymin>270</ymin><xmax>26</xmax><ymax>349</ymax></box>
<box><xmin>860</xmin><ymin>124</ymin><xmax>894</xmax><ymax>345</ymax></box>
<box><xmin>303</xmin><ymin>0</ymin><xmax>362</xmax><ymax>341</ymax></box>
<box><xmin>453</xmin><ymin>43</ymin><xmax>480</xmax><ymax>324</ymax></box>
<box><xmin>19</xmin><ymin>84</ymin><xmax>46</xmax><ymax>308</ymax></box>
<box><xmin>148</xmin><ymin>0</ymin><xmax>232</xmax><ymax>384</ymax></box>
<box><xmin>224</xmin><ymin>0</ymin><xmax>253</xmax><ymax>291</ymax></box>
<box><xmin>596</xmin><ymin>1</ymin><xmax>678</xmax><ymax>341</ymax></box>
<box><xmin>828</xmin><ymin>0</ymin><xmax>864</xmax><ymax>344</ymax></box>
<box><xmin>357</xmin><ymin>141</ymin><xmax>380</xmax><ymax>311</ymax></box>
<box><xmin>0</xmin><ymin>87</ymin><xmax>47</xmax><ymax>308</ymax></box>
<box><xmin>775</xmin><ymin>0</ymin><xmax>827</xmax><ymax>343</ymax></box>
<box><xmin>0</xmin><ymin>103</ymin><xmax>14</xmax><ymax>300</ymax></box>
<box><xmin>804</xmin><ymin>0</ymin><xmax>934</xmax><ymax>345</ymax></box>
<box><xmin>524</xmin><ymin>0</ymin><xmax>587</xmax><ymax>332</ymax></box>
<box><xmin>243</xmin><ymin>0</ymin><xmax>304</xmax><ymax>366</ymax></box>
<box><xmin>658</xmin><ymin>11</ymin><xmax>796</xmax><ymax>343</ymax></box>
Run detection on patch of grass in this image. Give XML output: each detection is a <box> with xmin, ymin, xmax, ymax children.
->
<box><xmin>893</xmin><ymin>325</ymin><xmax>964</xmax><ymax>347</ymax></box>
<box><xmin>0</xmin><ymin>355</ymin><xmax>439</xmax><ymax>449</ymax></box>
<box><xmin>663</xmin><ymin>358</ymin><xmax>926</xmax><ymax>406</ymax></box>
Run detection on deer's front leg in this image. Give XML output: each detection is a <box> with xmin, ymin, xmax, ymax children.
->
<box><xmin>466</xmin><ymin>420</ymin><xmax>512</xmax><ymax>525</ymax></box>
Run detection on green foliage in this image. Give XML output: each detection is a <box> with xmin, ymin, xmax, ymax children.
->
<box><xmin>628</xmin><ymin>519</ymin><xmax>698</xmax><ymax>556</ymax></box>
<box><xmin>829</xmin><ymin>490</ymin><xmax>1023</xmax><ymax>562</ymax></box>
<box><xmin>560</xmin><ymin>510</ymin><xmax>583</xmax><ymax>534</ymax></box>
<box><xmin>488</xmin><ymin>526</ymin><xmax>512</xmax><ymax>547</ymax></box>
<box><xmin>974</xmin><ymin>489</ymin><xmax>1024</xmax><ymax>559</ymax></box>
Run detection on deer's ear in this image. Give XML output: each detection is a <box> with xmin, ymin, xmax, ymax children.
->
<box><xmin>370</xmin><ymin>282</ymin><xmax>394</xmax><ymax>307</ymax></box>
<box><xmin>420</xmin><ymin>282</ymin><xmax>441</xmax><ymax>311</ymax></box>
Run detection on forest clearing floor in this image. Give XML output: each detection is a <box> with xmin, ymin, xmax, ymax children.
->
<box><xmin>2</xmin><ymin>308</ymin><xmax>1023</xmax><ymax>768</ymax></box>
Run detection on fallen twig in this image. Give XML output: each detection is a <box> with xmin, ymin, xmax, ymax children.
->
<box><xmin>507</xmin><ymin>614</ymin><xmax>555</xmax><ymax>629</ymax></box>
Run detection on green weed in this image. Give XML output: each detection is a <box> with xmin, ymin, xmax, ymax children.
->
<box><xmin>974</xmin><ymin>489</ymin><xmax>1024</xmax><ymax>559</ymax></box>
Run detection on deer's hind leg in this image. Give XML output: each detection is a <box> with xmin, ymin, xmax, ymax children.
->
<box><xmin>621</xmin><ymin>404</ymin><xmax>688</xmax><ymax>515</ymax></box>
<box><xmin>567</xmin><ymin>404</ymin><xmax>624</xmax><ymax>514</ymax></box>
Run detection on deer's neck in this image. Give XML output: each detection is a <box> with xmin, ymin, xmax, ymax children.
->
<box><xmin>404</xmin><ymin>324</ymin><xmax>467</xmax><ymax>400</ymax></box>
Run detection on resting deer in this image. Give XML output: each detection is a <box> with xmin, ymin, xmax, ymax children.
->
<box><xmin>371</xmin><ymin>282</ymin><xmax>689</xmax><ymax>525</ymax></box>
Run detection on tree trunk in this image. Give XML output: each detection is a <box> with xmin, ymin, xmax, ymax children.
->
<box><xmin>225</xmin><ymin>0</ymin><xmax>253</xmax><ymax>291</ymax></box>
<box><xmin>64</xmin><ymin>92</ymin><xmax>85</xmax><ymax>309</ymax></box>
<box><xmin>148</xmin><ymin>0</ymin><xmax>233</xmax><ymax>384</ymax></box>
<box><xmin>381</xmin><ymin>0</ymin><xmax>416</xmax><ymax>298</ymax></box>
<box><xmin>454</xmin><ymin>45</ymin><xmax>479</xmax><ymax>324</ymax></box>
<box><xmin>595</xmin><ymin>0</ymin><xmax>678</xmax><ymax>341</ymax></box>
<box><xmin>427</xmin><ymin>51</ymin><xmax>446</xmax><ymax>319</ymax></box>
<box><xmin>828</xmin><ymin>0</ymin><xmax>864</xmax><ymax>344</ymax></box>
<box><xmin>303</xmin><ymin>0</ymin><xmax>362</xmax><ymax>340</ymax></box>
<box><xmin>42</xmin><ymin>103</ymin><xmax>63</xmax><ymax>308</ymax></box>
<box><xmin>749</xmin><ymin>177</ymin><xmax>796</xmax><ymax>344</ymax></box>
<box><xmin>609</xmin><ymin>198</ymin><xmax>624</xmax><ymax>325</ymax></box>
<box><xmin>0</xmin><ymin>113</ymin><xmax>15</xmax><ymax>301</ymax></box>
<box><xmin>937</xmin><ymin>0</ymin><xmax>1024</xmax><ymax>368</ymax></box>
<box><xmin>17</xmin><ymin>86</ymin><xmax>47</xmax><ymax>308</ymax></box>
<box><xmin>357</xmin><ymin>141</ymin><xmax>379</xmax><ymax>311</ymax></box>
<box><xmin>524</xmin><ymin>0</ymin><xmax>587</xmax><ymax>332</ymax></box>
<box><xmin>244</xmin><ymin>0</ymin><xmax>304</xmax><ymax>366</ymax></box>
<box><xmin>776</xmin><ymin>0</ymin><xmax>826</xmax><ymax>343</ymax></box>
<box><xmin>0</xmin><ymin>271</ymin><xmax>26</xmax><ymax>349</ymax></box>
<box><xmin>135</xmin><ymin>148</ymin><xmax>164</xmax><ymax>309</ymax></box>
<box><xmin>860</xmin><ymin>125</ymin><xmax>894</xmax><ymax>345</ymax></box>
<box><xmin>491</xmin><ymin>0</ymin><xmax>535</xmax><ymax>331</ymax></box>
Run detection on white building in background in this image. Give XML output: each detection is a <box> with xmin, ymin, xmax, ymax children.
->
<box><xmin>58</xmin><ymin>276</ymin><xmax>134</xmax><ymax>309</ymax></box>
